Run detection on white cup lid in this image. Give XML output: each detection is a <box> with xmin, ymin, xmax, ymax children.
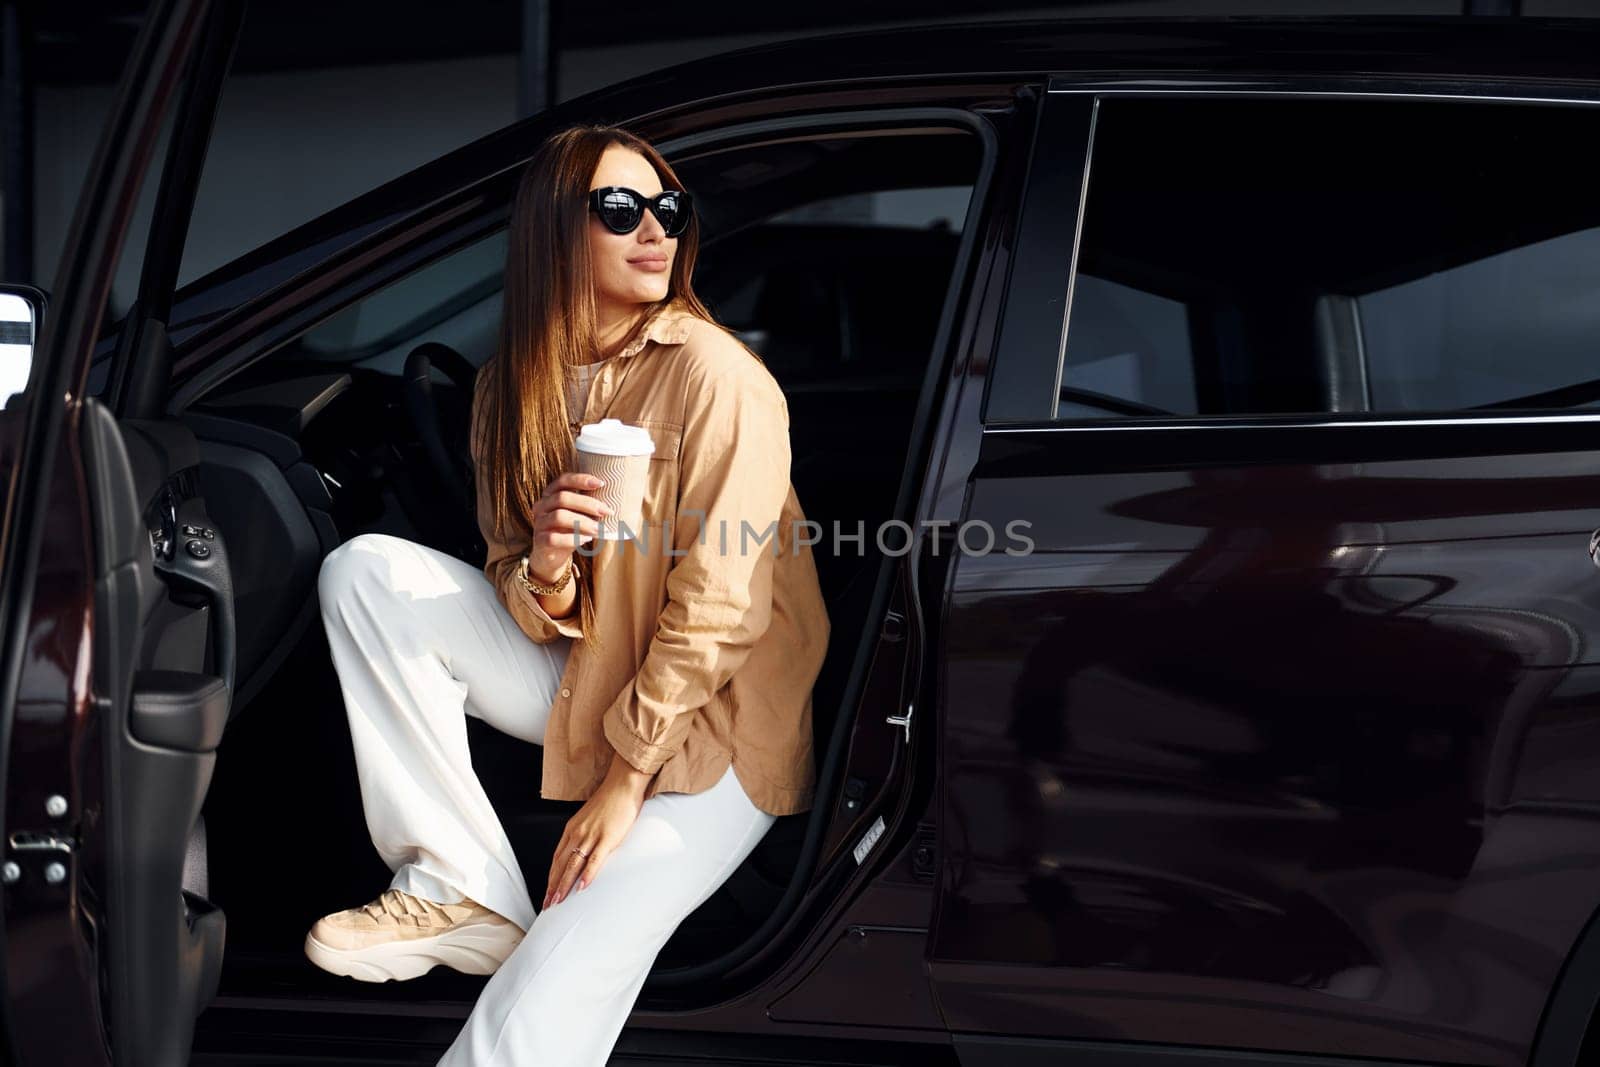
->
<box><xmin>574</xmin><ymin>418</ymin><xmax>655</xmax><ymax>456</ymax></box>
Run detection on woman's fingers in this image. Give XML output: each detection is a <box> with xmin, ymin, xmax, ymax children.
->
<box><xmin>532</xmin><ymin>488</ymin><xmax>609</xmax><ymax>536</ymax></box>
<box><xmin>549</xmin><ymin>489</ymin><xmax>610</xmax><ymax>519</ymax></box>
<box><xmin>538</xmin><ymin>508</ymin><xmax>602</xmax><ymax>534</ymax></box>
<box><xmin>545</xmin><ymin>471</ymin><xmax>606</xmax><ymax>496</ymax></box>
<box><xmin>549</xmin><ymin>505</ymin><xmax>609</xmax><ymax>530</ymax></box>
<box><xmin>539</xmin><ymin>473</ymin><xmax>608</xmax><ymax>519</ymax></box>
<box><xmin>544</xmin><ymin>829</ymin><xmax>571</xmax><ymax>908</ymax></box>
<box><xmin>545</xmin><ymin>842</ymin><xmax>593</xmax><ymax>908</ymax></box>
<box><xmin>544</xmin><ymin>826</ymin><xmax>590</xmax><ymax>908</ymax></box>
<box><xmin>533</xmin><ymin>512</ymin><xmax>605</xmax><ymax>553</ymax></box>
<box><xmin>573</xmin><ymin>843</ymin><xmax>608</xmax><ymax>893</ymax></box>
<box><xmin>537</xmin><ymin>492</ymin><xmax>605</xmax><ymax>520</ymax></box>
<box><xmin>557</xmin><ymin>848</ymin><xmax>586</xmax><ymax>904</ymax></box>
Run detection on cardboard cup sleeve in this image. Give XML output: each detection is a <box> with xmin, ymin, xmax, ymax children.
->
<box><xmin>575</xmin><ymin>449</ymin><xmax>651</xmax><ymax>540</ymax></box>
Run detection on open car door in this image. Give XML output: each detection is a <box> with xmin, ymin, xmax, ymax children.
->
<box><xmin>0</xmin><ymin>1</ymin><xmax>245</xmax><ymax>1063</ymax></box>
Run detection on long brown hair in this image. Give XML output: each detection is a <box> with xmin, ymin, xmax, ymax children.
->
<box><xmin>474</xmin><ymin>124</ymin><xmax>720</xmax><ymax>649</ymax></box>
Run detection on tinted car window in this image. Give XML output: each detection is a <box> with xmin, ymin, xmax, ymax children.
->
<box><xmin>1358</xmin><ymin>227</ymin><xmax>1600</xmax><ymax>411</ymax></box>
<box><xmin>711</xmin><ymin>185</ymin><xmax>969</xmax><ymax>384</ymax></box>
<box><xmin>680</xmin><ymin>133</ymin><xmax>976</xmax><ymax>389</ymax></box>
<box><xmin>307</xmin><ymin>230</ymin><xmax>509</xmax><ymax>376</ymax></box>
<box><xmin>1055</xmin><ymin>95</ymin><xmax>1600</xmax><ymax>420</ymax></box>
<box><xmin>245</xmin><ymin>131</ymin><xmax>979</xmax><ymax>387</ymax></box>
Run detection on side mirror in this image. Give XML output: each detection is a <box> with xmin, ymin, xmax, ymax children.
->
<box><xmin>1</xmin><ymin>281</ymin><xmax>48</xmax><ymax>412</ymax></box>
<box><xmin>0</xmin><ymin>283</ymin><xmax>47</xmax><ymax>410</ymax></box>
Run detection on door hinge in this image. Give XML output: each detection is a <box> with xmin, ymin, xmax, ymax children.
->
<box><xmin>5</xmin><ymin>830</ymin><xmax>77</xmax><ymax>886</ymax></box>
<box><xmin>9</xmin><ymin>829</ymin><xmax>75</xmax><ymax>854</ymax></box>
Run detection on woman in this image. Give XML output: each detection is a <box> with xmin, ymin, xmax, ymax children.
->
<box><xmin>305</xmin><ymin>124</ymin><xmax>831</xmax><ymax>1066</ymax></box>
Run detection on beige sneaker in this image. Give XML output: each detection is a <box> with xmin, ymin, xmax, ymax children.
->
<box><xmin>304</xmin><ymin>888</ymin><xmax>524</xmax><ymax>982</ymax></box>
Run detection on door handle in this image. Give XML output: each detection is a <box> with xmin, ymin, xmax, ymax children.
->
<box><xmin>155</xmin><ymin>516</ymin><xmax>237</xmax><ymax>704</ymax></box>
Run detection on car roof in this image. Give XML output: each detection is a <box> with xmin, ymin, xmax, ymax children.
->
<box><xmin>581</xmin><ymin>14</ymin><xmax>1600</xmax><ymax>108</ymax></box>
<box><xmin>153</xmin><ymin>14</ymin><xmax>1600</xmax><ymax>379</ymax></box>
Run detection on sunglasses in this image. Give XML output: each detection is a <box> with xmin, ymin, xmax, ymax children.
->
<box><xmin>588</xmin><ymin>186</ymin><xmax>694</xmax><ymax>237</ymax></box>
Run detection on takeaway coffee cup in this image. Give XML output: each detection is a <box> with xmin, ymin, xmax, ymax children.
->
<box><xmin>573</xmin><ymin>418</ymin><xmax>655</xmax><ymax>540</ymax></box>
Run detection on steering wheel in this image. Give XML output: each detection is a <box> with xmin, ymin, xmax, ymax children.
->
<box><xmin>401</xmin><ymin>341</ymin><xmax>481</xmax><ymax>548</ymax></box>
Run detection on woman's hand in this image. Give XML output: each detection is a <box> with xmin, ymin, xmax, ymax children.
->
<box><xmin>527</xmin><ymin>471</ymin><xmax>612</xmax><ymax>584</ymax></box>
<box><xmin>544</xmin><ymin>753</ymin><xmax>653</xmax><ymax>908</ymax></box>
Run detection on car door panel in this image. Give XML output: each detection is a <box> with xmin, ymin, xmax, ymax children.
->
<box><xmin>0</xmin><ymin>0</ymin><xmax>231</xmax><ymax>1061</ymax></box>
<box><xmin>178</xmin><ymin>374</ymin><xmax>349</xmax><ymax>713</ymax></box>
<box><xmin>1</xmin><ymin>406</ymin><xmax>108</xmax><ymax>1066</ymax></box>
<box><xmin>937</xmin><ymin>430</ymin><xmax>1600</xmax><ymax>1066</ymax></box>
<box><xmin>931</xmin><ymin>85</ymin><xmax>1600</xmax><ymax>1067</ymax></box>
<box><xmin>83</xmin><ymin>396</ymin><xmax>231</xmax><ymax>1065</ymax></box>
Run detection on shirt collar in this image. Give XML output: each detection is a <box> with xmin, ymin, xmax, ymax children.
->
<box><xmin>614</xmin><ymin>303</ymin><xmax>695</xmax><ymax>361</ymax></box>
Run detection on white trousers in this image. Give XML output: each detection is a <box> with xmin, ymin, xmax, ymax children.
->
<box><xmin>317</xmin><ymin>533</ymin><xmax>777</xmax><ymax>1067</ymax></box>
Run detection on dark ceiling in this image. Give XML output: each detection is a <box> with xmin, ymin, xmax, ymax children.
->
<box><xmin>15</xmin><ymin>0</ymin><xmax>1126</xmax><ymax>85</ymax></box>
<box><xmin>13</xmin><ymin>1</ymin><xmax>1591</xmax><ymax>87</ymax></box>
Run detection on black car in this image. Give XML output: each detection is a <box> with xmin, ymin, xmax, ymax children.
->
<box><xmin>7</xmin><ymin>3</ymin><xmax>1600</xmax><ymax>1065</ymax></box>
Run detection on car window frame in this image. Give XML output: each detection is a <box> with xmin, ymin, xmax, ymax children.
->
<box><xmin>169</xmin><ymin>101</ymin><xmax>1006</xmax><ymax>414</ymax></box>
<box><xmin>286</xmin><ymin>132</ymin><xmax>986</xmax><ymax>380</ymax></box>
<box><xmin>982</xmin><ymin>75</ymin><xmax>1600</xmax><ymax>432</ymax></box>
<box><xmin>160</xmin><ymin>98</ymin><xmax>1010</xmax><ymax>993</ymax></box>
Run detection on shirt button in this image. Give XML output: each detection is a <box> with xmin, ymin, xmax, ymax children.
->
<box><xmin>560</xmin><ymin>687</ymin><xmax>572</xmax><ymax>698</ymax></box>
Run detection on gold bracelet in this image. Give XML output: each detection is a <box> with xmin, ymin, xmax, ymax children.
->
<box><xmin>518</xmin><ymin>554</ymin><xmax>575</xmax><ymax>596</ymax></box>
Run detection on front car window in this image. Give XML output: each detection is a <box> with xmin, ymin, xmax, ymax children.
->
<box><xmin>296</xmin><ymin>230</ymin><xmax>510</xmax><ymax>376</ymax></box>
<box><xmin>257</xmin><ymin>131</ymin><xmax>982</xmax><ymax>391</ymax></box>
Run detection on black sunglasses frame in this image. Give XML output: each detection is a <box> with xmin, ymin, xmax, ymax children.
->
<box><xmin>587</xmin><ymin>186</ymin><xmax>694</xmax><ymax>237</ymax></box>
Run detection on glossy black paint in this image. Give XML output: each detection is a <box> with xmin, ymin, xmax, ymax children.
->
<box><xmin>982</xmin><ymin>91</ymin><xmax>1091</xmax><ymax>423</ymax></box>
<box><xmin>140</xmin><ymin>17</ymin><xmax>1600</xmax><ymax>394</ymax></box>
<box><xmin>13</xmin><ymin>10</ymin><xmax>1600</xmax><ymax>1067</ymax></box>
<box><xmin>926</xmin><ymin>48</ymin><xmax>1600</xmax><ymax>1065</ymax></box>
<box><xmin>2</xmin><ymin>1</ymin><xmax>214</xmax><ymax>1063</ymax></box>
<box><xmin>938</xmin><ymin>427</ymin><xmax>1600</xmax><ymax>1064</ymax></box>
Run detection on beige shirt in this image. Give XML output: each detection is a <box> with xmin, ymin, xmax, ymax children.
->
<box><xmin>470</xmin><ymin>301</ymin><xmax>831</xmax><ymax>816</ymax></box>
<box><xmin>565</xmin><ymin>358</ymin><xmax>607</xmax><ymax>431</ymax></box>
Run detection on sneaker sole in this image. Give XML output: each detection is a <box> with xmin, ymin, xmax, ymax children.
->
<box><xmin>304</xmin><ymin>917</ymin><xmax>524</xmax><ymax>982</ymax></box>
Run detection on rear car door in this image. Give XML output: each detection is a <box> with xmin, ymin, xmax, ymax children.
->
<box><xmin>933</xmin><ymin>82</ymin><xmax>1600</xmax><ymax>1067</ymax></box>
<box><xmin>0</xmin><ymin>1</ymin><xmax>245</xmax><ymax>1063</ymax></box>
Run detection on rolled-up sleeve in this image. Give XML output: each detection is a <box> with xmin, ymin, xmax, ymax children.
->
<box><xmin>472</xmin><ymin>371</ymin><xmax>584</xmax><ymax>644</ymax></box>
<box><xmin>602</xmin><ymin>364</ymin><xmax>791</xmax><ymax>774</ymax></box>
<box><xmin>484</xmin><ymin>539</ymin><xmax>585</xmax><ymax>645</ymax></box>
